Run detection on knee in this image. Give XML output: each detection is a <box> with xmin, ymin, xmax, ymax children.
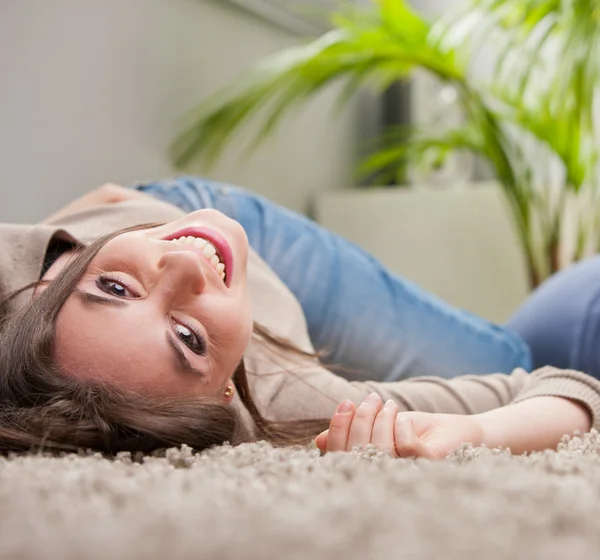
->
<box><xmin>507</xmin><ymin>256</ymin><xmax>600</xmax><ymax>378</ymax></box>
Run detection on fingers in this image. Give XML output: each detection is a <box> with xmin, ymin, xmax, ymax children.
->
<box><xmin>371</xmin><ymin>399</ymin><xmax>400</xmax><ymax>456</ymax></box>
<box><xmin>325</xmin><ymin>400</ymin><xmax>356</xmax><ymax>452</ymax></box>
<box><xmin>315</xmin><ymin>430</ymin><xmax>328</xmax><ymax>453</ymax></box>
<box><xmin>346</xmin><ymin>393</ymin><xmax>383</xmax><ymax>450</ymax></box>
<box><xmin>394</xmin><ymin>413</ymin><xmax>436</xmax><ymax>459</ymax></box>
<box><xmin>320</xmin><ymin>405</ymin><xmax>448</xmax><ymax>460</ymax></box>
<box><xmin>394</xmin><ymin>414</ymin><xmax>419</xmax><ymax>457</ymax></box>
<box><xmin>318</xmin><ymin>395</ymin><xmax>399</xmax><ymax>455</ymax></box>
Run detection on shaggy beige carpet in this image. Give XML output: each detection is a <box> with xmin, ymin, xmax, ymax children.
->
<box><xmin>2</xmin><ymin>434</ymin><xmax>600</xmax><ymax>560</ymax></box>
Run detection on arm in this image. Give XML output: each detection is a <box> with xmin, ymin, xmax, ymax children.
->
<box><xmin>43</xmin><ymin>184</ymin><xmax>154</xmax><ymax>223</ymax></box>
<box><xmin>254</xmin><ymin>322</ymin><xmax>600</xmax><ymax>427</ymax></box>
<box><xmin>476</xmin><ymin>396</ymin><xmax>590</xmax><ymax>454</ymax></box>
<box><xmin>360</xmin><ymin>364</ymin><xmax>600</xmax><ymax>429</ymax></box>
<box><xmin>269</xmin><ymin>358</ymin><xmax>600</xmax><ymax>425</ymax></box>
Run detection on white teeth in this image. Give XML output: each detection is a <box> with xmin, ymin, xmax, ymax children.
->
<box><xmin>168</xmin><ymin>236</ymin><xmax>227</xmax><ymax>284</ymax></box>
<box><xmin>202</xmin><ymin>243</ymin><xmax>217</xmax><ymax>258</ymax></box>
<box><xmin>192</xmin><ymin>237</ymin><xmax>208</xmax><ymax>249</ymax></box>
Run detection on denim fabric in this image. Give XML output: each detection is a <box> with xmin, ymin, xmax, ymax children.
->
<box><xmin>137</xmin><ymin>177</ymin><xmax>532</xmax><ymax>381</ymax></box>
<box><xmin>508</xmin><ymin>256</ymin><xmax>600</xmax><ymax>378</ymax></box>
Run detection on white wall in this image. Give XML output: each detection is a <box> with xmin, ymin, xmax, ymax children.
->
<box><xmin>0</xmin><ymin>0</ymin><xmax>356</xmax><ymax>223</ymax></box>
<box><xmin>315</xmin><ymin>183</ymin><xmax>530</xmax><ymax>323</ymax></box>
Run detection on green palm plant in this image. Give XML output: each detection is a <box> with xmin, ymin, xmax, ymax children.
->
<box><xmin>171</xmin><ymin>0</ymin><xmax>600</xmax><ymax>288</ymax></box>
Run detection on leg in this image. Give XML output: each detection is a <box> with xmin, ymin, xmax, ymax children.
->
<box><xmin>508</xmin><ymin>256</ymin><xmax>600</xmax><ymax>378</ymax></box>
<box><xmin>137</xmin><ymin>177</ymin><xmax>532</xmax><ymax>381</ymax></box>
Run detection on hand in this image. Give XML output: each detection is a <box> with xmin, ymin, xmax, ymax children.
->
<box><xmin>315</xmin><ymin>393</ymin><xmax>484</xmax><ymax>460</ymax></box>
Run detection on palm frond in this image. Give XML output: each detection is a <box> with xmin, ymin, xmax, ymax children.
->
<box><xmin>171</xmin><ymin>0</ymin><xmax>462</xmax><ymax>169</ymax></box>
<box><xmin>170</xmin><ymin>0</ymin><xmax>600</xmax><ymax>285</ymax></box>
<box><xmin>358</xmin><ymin>123</ymin><xmax>485</xmax><ymax>183</ymax></box>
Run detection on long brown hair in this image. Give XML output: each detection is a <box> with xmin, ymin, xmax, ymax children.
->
<box><xmin>0</xmin><ymin>226</ymin><xmax>329</xmax><ymax>455</ymax></box>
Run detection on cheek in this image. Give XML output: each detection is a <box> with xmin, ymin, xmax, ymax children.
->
<box><xmin>239</xmin><ymin>295</ymin><xmax>254</xmax><ymax>346</ymax></box>
<box><xmin>53</xmin><ymin>310</ymin><xmax>111</xmax><ymax>381</ymax></box>
<box><xmin>224</xmin><ymin>305</ymin><xmax>253</xmax><ymax>351</ymax></box>
<box><xmin>213</xmin><ymin>298</ymin><xmax>253</xmax><ymax>358</ymax></box>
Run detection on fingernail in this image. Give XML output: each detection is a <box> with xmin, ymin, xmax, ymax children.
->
<box><xmin>337</xmin><ymin>400</ymin><xmax>354</xmax><ymax>413</ymax></box>
<box><xmin>363</xmin><ymin>392</ymin><xmax>381</xmax><ymax>405</ymax></box>
<box><xmin>384</xmin><ymin>399</ymin><xmax>395</xmax><ymax>409</ymax></box>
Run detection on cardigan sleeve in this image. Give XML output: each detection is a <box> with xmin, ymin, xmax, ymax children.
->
<box><xmin>245</xmin><ymin>340</ymin><xmax>600</xmax><ymax>431</ymax></box>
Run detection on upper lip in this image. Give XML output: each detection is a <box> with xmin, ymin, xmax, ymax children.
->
<box><xmin>161</xmin><ymin>227</ymin><xmax>233</xmax><ymax>287</ymax></box>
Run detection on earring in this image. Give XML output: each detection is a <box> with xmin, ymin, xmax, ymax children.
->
<box><xmin>224</xmin><ymin>385</ymin><xmax>234</xmax><ymax>398</ymax></box>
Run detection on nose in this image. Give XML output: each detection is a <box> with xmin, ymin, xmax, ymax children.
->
<box><xmin>156</xmin><ymin>250</ymin><xmax>207</xmax><ymax>303</ymax></box>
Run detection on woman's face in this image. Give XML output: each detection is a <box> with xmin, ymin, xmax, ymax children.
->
<box><xmin>47</xmin><ymin>209</ymin><xmax>252</xmax><ymax>401</ymax></box>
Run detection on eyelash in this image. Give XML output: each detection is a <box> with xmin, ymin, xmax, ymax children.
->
<box><xmin>96</xmin><ymin>275</ymin><xmax>206</xmax><ymax>356</ymax></box>
<box><xmin>172</xmin><ymin>320</ymin><xmax>207</xmax><ymax>356</ymax></box>
<box><xmin>96</xmin><ymin>275</ymin><xmax>137</xmax><ymax>298</ymax></box>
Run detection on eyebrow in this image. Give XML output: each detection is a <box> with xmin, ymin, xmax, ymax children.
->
<box><xmin>76</xmin><ymin>290</ymin><xmax>205</xmax><ymax>378</ymax></box>
<box><xmin>166</xmin><ymin>334</ymin><xmax>206</xmax><ymax>378</ymax></box>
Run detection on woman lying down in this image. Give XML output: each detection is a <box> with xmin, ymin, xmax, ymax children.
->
<box><xmin>0</xmin><ymin>178</ymin><xmax>597</xmax><ymax>459</ymax></box>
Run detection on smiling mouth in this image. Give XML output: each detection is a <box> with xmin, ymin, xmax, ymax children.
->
<box><xmin>166</xmin><ymin>236</ymin><xmax>226</xmax><ymax>283</ymax></box>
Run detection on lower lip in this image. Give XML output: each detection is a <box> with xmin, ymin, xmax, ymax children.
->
<box><xmin>162</xmin><ymin>227</ymin><xmax>234</xmax><ymax>287</ymax></box>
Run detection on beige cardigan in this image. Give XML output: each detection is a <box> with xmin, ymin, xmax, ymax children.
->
<box><xmin>2</xmin><ymin>198</ymin><xmax>600</xmax><ymax>437</ymax></box>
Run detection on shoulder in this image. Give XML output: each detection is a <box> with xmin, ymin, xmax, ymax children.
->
<box><xmin>0</xmin><ymin>222</ymin><xmax>63</xmax><ymax>314</ymax></box>
<box><xmin>44</xmin><ymin>198</ymin><xmax>186</xmax><ymax>244</ymax></box>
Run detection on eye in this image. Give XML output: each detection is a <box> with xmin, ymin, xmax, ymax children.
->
<box><xmin>173</xmin><ymin>322</ymin><xmax>206</xmax><ymax>355</ymax></box>
<box><xmin>96</xmin><ymin>276</ymin><xmax>136</xmax><ymax>298</ymax></box>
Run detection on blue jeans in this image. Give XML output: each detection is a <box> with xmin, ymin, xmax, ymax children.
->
<box><xmin>507</xmin><ymin>255</ymin><xmax>600</xmax><ymax>376</ymax></box>
<box><xmin>137</xmin><ymin>177</ymin><xmax>532</xmax><ymax>382</ymax></box>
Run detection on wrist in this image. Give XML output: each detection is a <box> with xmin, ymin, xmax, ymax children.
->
<box><xmin>472</xmin><ymin>412</ymin><xmax>502</xmax><ymax>450</ymax></box>
<box><xmin>472</xmin><ymin>397</ymin><xmax>592</xmax><ymax>455</ymax></box>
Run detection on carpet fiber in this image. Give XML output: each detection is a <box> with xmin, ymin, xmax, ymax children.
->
<box><xmin>2</xmin><ymin>433</ymin><xmax>600</xmax><ymax>559</ymax></box>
